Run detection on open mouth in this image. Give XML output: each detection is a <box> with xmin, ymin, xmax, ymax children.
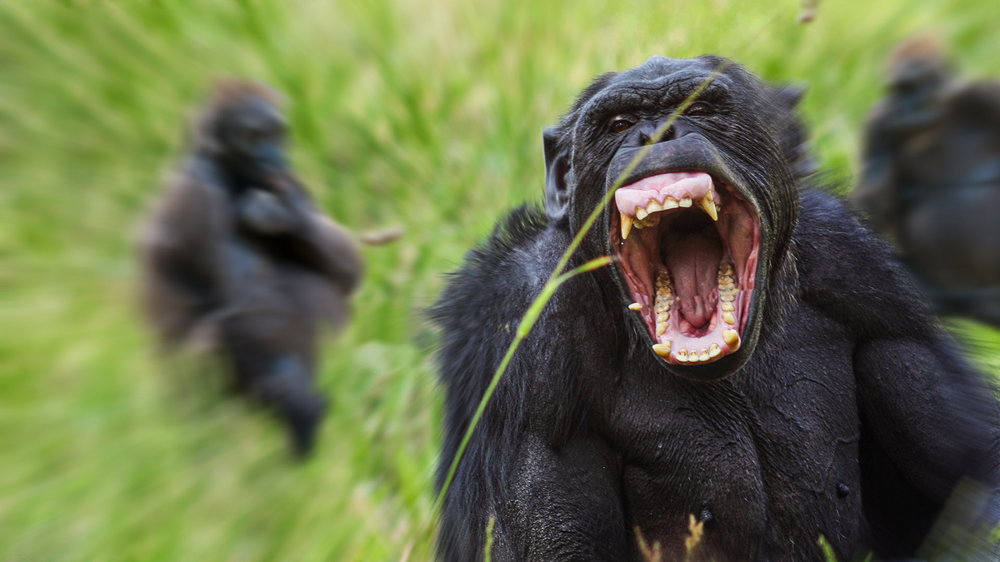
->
<box><xmin>611</xmin><ymin>172</ymin><xmax>760</xmax><ymax>365</ymax></box>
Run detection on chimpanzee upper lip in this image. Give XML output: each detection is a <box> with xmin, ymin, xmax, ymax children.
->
<box><xmin>606</xmin><ymin>164</ymin><xmax>762</xmax><ymax>373</ymax></box>
<box><xmin>604</xmin><ymin>133</ymin><xmax>760</xmax><ymax>213</ymax></box>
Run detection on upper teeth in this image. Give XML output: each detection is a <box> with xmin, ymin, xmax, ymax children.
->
<box><xmin>701</xmin><ymin>191</ymin><xmax>718</xmax><ymax>221</ymax></box>
<box><xmin>621</xmin><ymin>214</ymin><xmax>633</xmax><ymax>239</ymax></box>
<box><xmin>620</xmin><ymin>189</ymin><xmax>719</xmax><ymax>241</ymax></box>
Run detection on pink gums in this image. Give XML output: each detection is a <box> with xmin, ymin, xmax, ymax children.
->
<box><xmin>615</xmin><ymin>172</ymin><xmax>719</xmax><ymax>216</ymax></box>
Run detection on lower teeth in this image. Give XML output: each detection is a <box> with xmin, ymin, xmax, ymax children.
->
<box><xmin>649</xmin><ymin>265</ymin><xmax>740</xmax><ymax>363</ymax></box>
<box><xmin>654</xmin><ymin>273</ymin><xmax>673</xmax><ymax>337</ymax></box>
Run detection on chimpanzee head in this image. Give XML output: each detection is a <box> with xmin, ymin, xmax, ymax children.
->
<box><xmin>544</xmin><ymin>56</ymin><xmax>799</xmax><ymax>381</ymax></box>
<box><xmin>194</xmin><ymin>80</ymin><xmax>290</xmax><ymax>183</ymax></box>
<box><xmin>883</xmin><ymin>34</ymin><xmax>955</xmax><ymax>112</ymax></box>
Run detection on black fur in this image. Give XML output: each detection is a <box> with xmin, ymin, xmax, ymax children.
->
<box><xmin>851</xmin><ymin>38</ymin><xmax>1000</xmax><ymax>327</ymax></box>
<box><xmin>433</xmin><ymin>57</ymin><xmax>999</xmax><ymax>561</ymax></box>
<box><xmin>140</xmin><ymin>81</ymin><xmax>363</xmax><ymax>457</ymax></box>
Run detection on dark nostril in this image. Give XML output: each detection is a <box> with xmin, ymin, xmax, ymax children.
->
<box><xmin>637</xmin><ymin>120</ymin><xmax>681</xmax><ymax>146</ymax></box>
<box><xmin>638</xmin><ymin>123</ymin><xmax>657</xmax><ymax>146</ymax></box>
<box><xmin>649</xmin><ymin>120</ymin><xmax>677</xmax><ymax>144</ymax></box>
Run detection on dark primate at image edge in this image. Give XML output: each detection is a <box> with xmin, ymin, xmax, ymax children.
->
<box><xmin>433</xmin><ymin>56</ymin><xmax>999</xmax><ymax>561</ymax></box>
<box><xmin>852</xmin><ymin>35</ymin><xmax>1000</xmax><ymax>328</ymax></box>
<box><xmin>139</xmin><ymin>81</ymin><xmax>363</xmax><ymax>457</ymax></box>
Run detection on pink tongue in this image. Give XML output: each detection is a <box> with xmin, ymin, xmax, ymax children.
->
<box><xmin>665</xmin><ymin>231</ymin><xmax>722</xmax><ymax>329</ymax></box>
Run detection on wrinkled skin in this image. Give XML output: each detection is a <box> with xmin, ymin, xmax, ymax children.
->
<box><xmin>140</xmin><ymin>81</ymin><xmax>362</xmax><ymax>457</ymax></box>
<box><xmin>434</xmin><ymin>56</ymin><xmax>999</xmax><ymax>561</ymax></box>
<box><xmin>852</xmin><ymin>50</ymin><xmax>1000</xmax><ymax>327</ymax></box>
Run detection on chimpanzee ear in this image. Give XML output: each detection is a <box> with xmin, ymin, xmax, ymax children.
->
<box><xmin>774</xmin><ymin>83</ymin><xmax>807</xmax><ymax>109</ymax></box>
<box><xmin>543</xmin><ymin>126</ymin><xmax>571</xmax><ymax>221</ymax></box>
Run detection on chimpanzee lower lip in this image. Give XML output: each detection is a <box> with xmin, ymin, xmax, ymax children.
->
<box><xmin>609</xmin><ymin>171</ymin><xmax>761</xmax><ymax>367</ymax></box>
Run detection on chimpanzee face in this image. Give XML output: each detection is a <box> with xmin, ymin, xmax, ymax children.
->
<box><xmin>545</xmin><ymin>56</ymin><xmax>798</xmax><ymax>381</ymax></box>
<box><xmin>217</xmin><ymin>96</ymin><xmax>289</xmax><ymax>179</ymax></box>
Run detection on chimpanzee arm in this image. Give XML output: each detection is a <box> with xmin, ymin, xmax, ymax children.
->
<box><xmin>797</xmin><ymin>190</ymin><xmax>1000</xmax><ymax>555</ymax></box>
<box><xmin>433</xmin><ymin>207</ymin><xmax>630</xmax><ymax>561</ymax></box>
<box><xmin>853</xmin><ymin>333</ymin><xmax>998</xmax><ymax>552</ymax></box>
<box><xmin>237</xmin><ymin>189</ymin><xmax>298</xmax><ymax>235</ymax></box>
<box><xmin>951</xmin><ymin>80</ymin><xmax>1000</xmax><ymax>127</ymax></box>
<box><xmin>289</xmin><ymin>211</ymin><xmax>363</xmax><ymax>295</ymax></box>
<box><xmin>249</xmin><ymin>176</ymin><xmax>363</xmax><ymax>295</ymax></box>
<box><xmin>851</xmin><ymin>102</ymin><xmax>901</xmax><ymax>244</ymax></box>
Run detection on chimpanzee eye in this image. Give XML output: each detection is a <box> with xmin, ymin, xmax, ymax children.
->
<box><xmin>686</xmin><ymin>101</ymin><xmax>712</xmax><ymax>116</ymax></box>
<box><xmin>608</xmin><ymin>115</ymin><xmax>636</xmax><ymax>134</ymax></box>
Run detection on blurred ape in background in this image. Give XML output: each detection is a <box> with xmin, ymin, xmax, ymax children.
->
<box><xmin>139</xmin><ymin>81</ymin><xmax>363</xmax><ymax>457</ymax></box>
<box><xmin>852</xmin><ymin>34</ymin><xmax>1000</xmax><ymax>327</ymax></box>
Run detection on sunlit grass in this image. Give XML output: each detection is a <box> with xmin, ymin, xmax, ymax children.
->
<box><xmin>0</xmin><ymin>0</ymin><xmax>998</xmax><ymax>559</ymax></box>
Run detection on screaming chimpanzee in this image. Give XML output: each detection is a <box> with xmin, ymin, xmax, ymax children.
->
<box><xmin>851</xmin><ymin>35</ymin><xmax>1000</xmax><ymax>327</ymax></box>
<box><xmin>433</xmin><ymin>56</ymin><xmax>999</xmax><ymax>561</ymax></box>
<box><xmin>140</xmin><ymin>81</ymin><xmax>363</xmax><ymax>457</ymax></box>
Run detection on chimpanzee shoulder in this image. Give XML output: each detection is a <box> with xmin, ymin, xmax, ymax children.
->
<box><xmin>433</xmin><ymin>204</ymin><xmax>626</xmax><ymax>560</ymax></box>
<box><xmin>794</xmin><ymin>187</ymin><xmax>938</xmax><ymax>340</ymax></box>
<box><xmin>433</xmin><ymin>204</ymin><xmax>561</xmax><ymax>344</ymax></box>
<box><xmin>432</xmin><ymin>205</ymin><xmax>574</xmax><ymax>470</ymax></box>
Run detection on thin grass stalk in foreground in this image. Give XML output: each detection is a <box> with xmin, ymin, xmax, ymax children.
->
<box><xmin>483</xmin><ymin>516</ymin><xmax>496</xmax><ymax>562</ymax></box>
<box><xmin>432</xmin><ymin>62</ymin><xmax>731</xmax><ymax>521</ymax></box>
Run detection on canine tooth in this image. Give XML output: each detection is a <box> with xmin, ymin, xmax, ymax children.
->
<box><xmin>652</xmin><ymin>342</ymin><xmax>672</xmax><ymax>357</ymax></box>
<box><xmin>721</xmin><ymin>302</ymin><xmax>735</xmax><ymax>312</ymax></box>
<box><xmin>709</xmin><ymin>343</ymin><xmax>721</xmax><ymax>357</ymax></box>
<box><xmin>621</xmin><ymin>213</ymin><xmax>633</xmax><ymax>240</ymax></box>
<box><xmin>656</xmin><ymin>322</ymin><xmax>667</xmax><ymax>336</ymax></box>
<box><xmin>663</xmin><ymin>197</ymin><xmax>679</xmax><ymax>209</ymax></box>
<box><xmin>701</xmin><ymin>191</ymin><xmax>718</xmax><ymax>221</ymax></box>
<box><xmin>699</xmin><ymin>349</ymin><xmax>710</xmax><ymax>361</ymax></box>
<box><xmin>676</xmin><ymin>349</ymin><xmax>688</xmax><ymax>362</ymax></box>
<box><xmin>723</xmin><ymin>329</ymin><xmax>741</xmax><ymax>349</ymax></box>
<box><xmin>679</xmin><ymin>195</ymin><xmax>693</xmax><ymax>208</ymax></box>
<box><xmin>723</xmin><ymin>311</ymin><xmax>736</xmax><ymax>325</ymax></box>
<box><xmin>628</xmin><ymin>302</ymin><xmax>642</xmax><ymax>311</ymax></box>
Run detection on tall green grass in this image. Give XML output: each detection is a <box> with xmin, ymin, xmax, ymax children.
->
<box><xmin>0</xmin><ymin>0</ymin><xmax>998</xmax><ymax>559</ymax></box>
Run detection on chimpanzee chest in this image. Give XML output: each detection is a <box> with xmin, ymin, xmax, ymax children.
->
<box><xmin>611</xmin><ymin>306</ymin><xmax>863</xmax><ymax>561</ymax></box>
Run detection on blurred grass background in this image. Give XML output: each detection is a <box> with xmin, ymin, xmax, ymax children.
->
<box><xmin>0</xmin><ymin>0</ymin><xmax>998</xmax><ymax>560</ymax></box>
